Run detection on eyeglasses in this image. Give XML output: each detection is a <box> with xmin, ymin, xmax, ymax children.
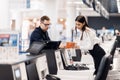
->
<box><xmin>42</xmin><ymin>23</ymin><xmax>51</xmax><ymax>27</ymax></box>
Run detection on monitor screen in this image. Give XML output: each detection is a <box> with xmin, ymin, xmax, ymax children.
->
<box><xmin>26</xmin><ymin>42</ymin><xmax>46</xmax><ymax>55</ymax></box>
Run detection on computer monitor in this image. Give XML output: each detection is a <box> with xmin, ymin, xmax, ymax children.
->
<box><xmin>72</xmin><ymin>49</ymin><xmax>81</xmax><ymax>62</ymax></box>
<box><xmin>60</xmin><ymin>49</ymin><xmax>70</xmax><ymax>67</ymax></box>
<box><xmin>63</xmin><ymin>49</ymin><xmax>76</xmax><ymax>65</ymax></box>
<box><xmin>54</xmin><ymin>50</ymin><xmax>64</xmax><ymax>70</ymax></box>
<box><xmin>26</xmin><ymin>42</ymin><xmax>46</xmax><ymax>55</ymax></box>
<box><xmin>27</xmin><ymin>41</ymin><xmax>61</xmax><ymax>55</ymax></box>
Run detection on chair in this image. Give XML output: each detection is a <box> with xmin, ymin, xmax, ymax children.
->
<box><xmin>110</xmin><ymin>40</ymin><xmax>118</xmax><ymax>56</ymax></box>
<box><xmin>94</xmin><ymin>55</ymin><xmax>112</xmax><ymax>80</ymax></box>
<box><xmin>116</xmin><ymin>36</ymin><xmax>120</xmax><ymax>48</ymax></box>
<box><xmin>110</xmin><ymin>40</ymin><xmax>118</xmax><ymax>64</ymax></box>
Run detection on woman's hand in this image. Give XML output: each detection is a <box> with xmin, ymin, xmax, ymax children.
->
<box><xmin>59</xmin><ymin>43</ymin><xmax>66</xmax><ymax>48</ymax></box>
<box><xmin>74</xmin><ymin>45</ymin><xmax>80</xmax><ymax>49</ymax></box>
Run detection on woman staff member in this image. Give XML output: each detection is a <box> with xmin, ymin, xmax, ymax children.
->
<box><xmin>74</xmin><ymin>15</ymin><xmax>106</xmax><ymax>75</ymax></box>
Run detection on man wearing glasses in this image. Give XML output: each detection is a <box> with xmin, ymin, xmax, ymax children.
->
<box><xmin>29</xmin><ymin>15</ymin><xmax>51</xmax><ymax>46</ymax></box>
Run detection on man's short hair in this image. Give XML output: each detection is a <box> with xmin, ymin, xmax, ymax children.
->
<box><xmin>40</xmin><ymin>16</ymin><xmax>50</xmax><ymax>22</ymax></box>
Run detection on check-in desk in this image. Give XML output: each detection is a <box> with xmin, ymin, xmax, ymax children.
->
<box><xmin>53</xmin><ymin>50</ymin><xmax>94</xmax><ymax>80</ymax></box>
<box><xmin>54</xmin><ymin>49</ymin><xmax>120</xmax><ymax>80</ymax></box>
<box><xmin>0</xmin><ymin>61</ymin><xmax>27</xmax><ymax>80</ymax></box>
<box><xmin>42</xmin><ymin>49</ymin><xmax>82</xmax><ymax>75</ymax></box>
<box><xmin>0</xmin><ymin>53</ymin><xmax>48</xmax><ymax>80</ymax></box>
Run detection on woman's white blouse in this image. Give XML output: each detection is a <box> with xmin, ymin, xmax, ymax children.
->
<box><xmin>73</xmin><ymin>28</ymin><xmax>100</xmax><ymax>51</ymax></box>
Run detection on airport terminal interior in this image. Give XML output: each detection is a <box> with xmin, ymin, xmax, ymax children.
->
<box><xmin>0</xmin><ymin>0</ymin><xmax>120</xmax><ymax>80</ymax></box>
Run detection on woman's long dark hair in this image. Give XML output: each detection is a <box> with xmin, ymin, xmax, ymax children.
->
<box><xmin>75</xmin><ymin>15</ymin><xmax>90</xmax><ymax>40</ymax></box>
